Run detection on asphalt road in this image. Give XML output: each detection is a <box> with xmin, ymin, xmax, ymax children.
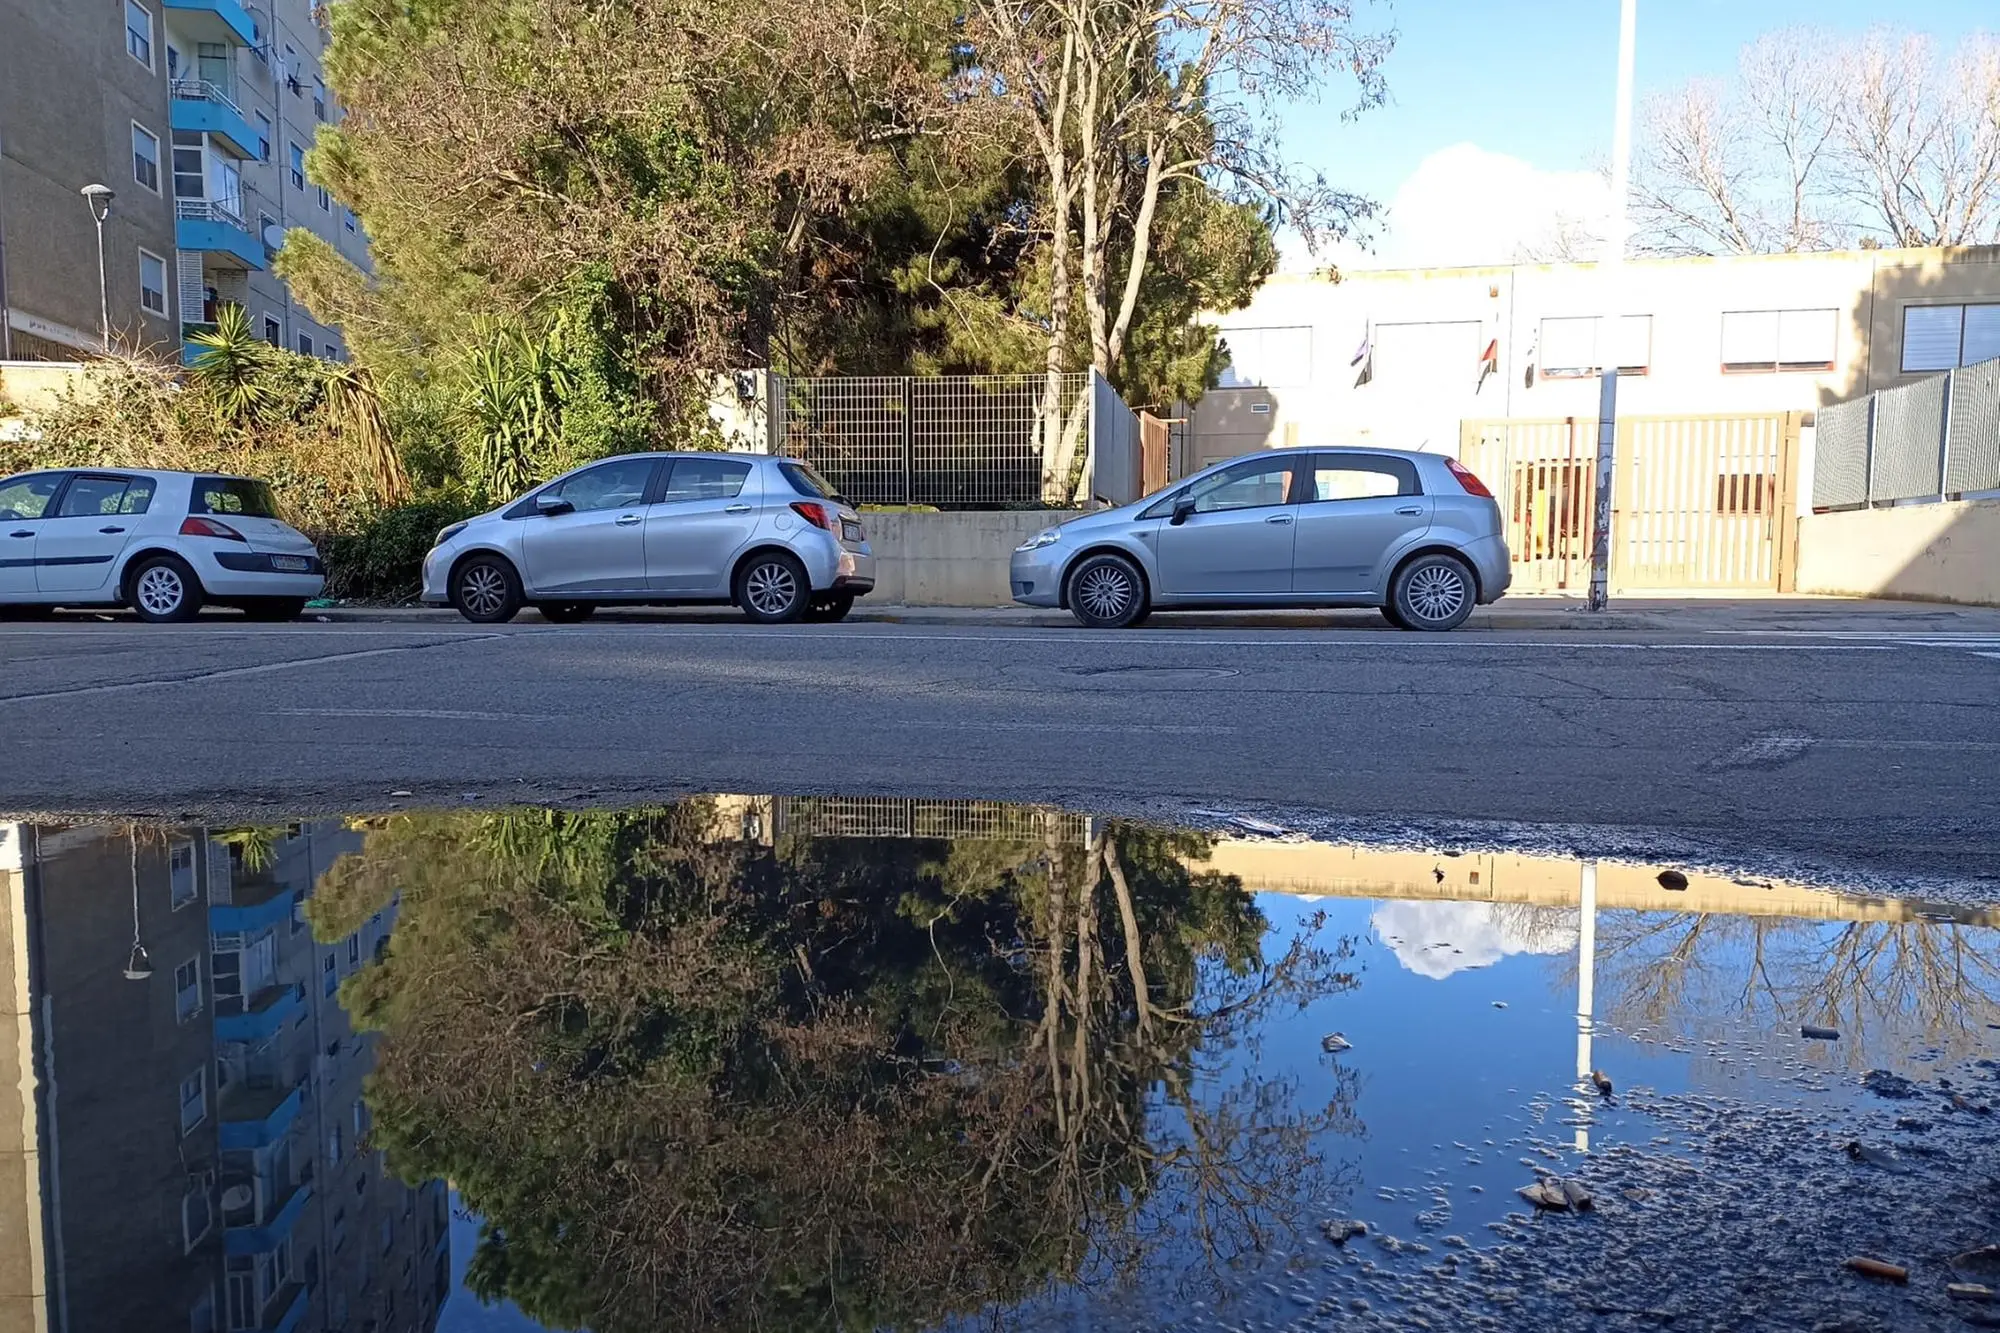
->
<box><xmin>3</xmin><ymin>614</ymin><xmax>1998</xmax><ymax>897</ymax></box>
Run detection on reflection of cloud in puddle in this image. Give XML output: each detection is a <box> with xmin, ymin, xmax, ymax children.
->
<box><xmin>1372</xmin><ymin>900</ymin><xmax>1578</xmax><ymax>979</ymax></box>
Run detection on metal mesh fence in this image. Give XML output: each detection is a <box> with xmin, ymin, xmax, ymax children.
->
<box><xmin>1811</xmin><ymin>398</ymin><xmax>1872</xmax><ymax>509</ymax></box>
<box><xmin>771</xmin><ymin>796</ymin><xmax>1087</xmax><ymax>844</ymax></box>
<box><xmin>775</xmin><ymin>373</ymin><xmax>1092</xmax><ymax>508</ymax></box>
<box><xmin>1946</xmin><ymin>358</ymin><xmax>2000</xmax><ymax>495</ymax></box>
<box><xmin>1869</xmin><ymin>376</ymin><xmax>1947</xmax><ymax>501</ymax></box>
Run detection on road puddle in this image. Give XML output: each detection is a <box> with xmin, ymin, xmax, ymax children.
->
<box><xmin>1</xmin><ymin>800</ymin><xmax>1994</xmax><ymax>1332</ymax></box>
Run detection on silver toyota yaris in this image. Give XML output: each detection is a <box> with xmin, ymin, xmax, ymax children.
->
<box><xmin>423</xmin><ymin>453</ymin><xmax>874</xmax><ymax>624</ymax></box>
<box><xmin>1009</xmin><ymin>446</ymin><xmax>1511</xmax><ymax>630</ymax></box>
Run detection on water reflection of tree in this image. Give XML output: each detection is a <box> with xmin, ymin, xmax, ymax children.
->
<box><xmin>1570</xmin><ymin>909</ymin><xmax>2000</xmax><ymax>1065</ymax></box>
<box><xmin>314</xmin><ymin>804</ymin><xmax>1359</xmax><ymax>1333</ymax></box>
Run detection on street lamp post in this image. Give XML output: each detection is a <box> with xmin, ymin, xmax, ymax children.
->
<box><xmin>1588</xmin><ymin>0</ymin><xmax>1638</xmax><ymax>613</ymax></box>
<box><xmin>79</xmin><ymin>183</ymin><xmax>115</xmax><ymax>355</ymax></box>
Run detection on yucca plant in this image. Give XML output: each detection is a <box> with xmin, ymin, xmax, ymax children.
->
<box><xmin>314</xmin><ymin>359</ymin><xmax>410</xmax><ymax>503</ymax></box>
<box><xmin>187</xmin><ymin>304</ymin><xmax>274</xmax><ymax>425</ymax></box>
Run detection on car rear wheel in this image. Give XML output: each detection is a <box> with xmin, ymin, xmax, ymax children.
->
<box><xmin>129</xmin><ymin>556</ymin><xmax>204</xmax><ymax>624</ymax></box>
<box><xmin>537</xmin><ymin>602</ymin><xmax>597</xmax><ymax>624</ymax></box>
<box><xmin>241</xmin><ymin>598</ymin><xmax>307</xmax><ymax>622</ymax></box>
<box><xmin>1379</xmin><ymin>603</ymin><xmax>1409</xmax><ymax>630</ymax></box>
<box><xmin>452</xmin><ymin>555</ymin><xmax>523</xmax><ymax>624</ymax></box>
<box><xmin>1390</xmin><ymin>553</ymin><xmax>1476</xmax><ymax>632</ymax></box>
<box><xmin>736</xmin><ymin>552</ymin><xmax>809</xmax><ymax>623</ymax></box>
<box><xmin>804</xmin><ymin>593</ymin><xmax>854</xmax><ymax>623</ymax></box>
<box><xmin>1067</xmin><ymin>553</ymin><xmax>1149</xmax><ymax>629</ymax></box>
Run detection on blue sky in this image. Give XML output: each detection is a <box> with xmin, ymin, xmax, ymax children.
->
<box><xmin>1280</xmin><ymin>0</ymin><xmax>1997</xmax><ymax>267</ymax></box>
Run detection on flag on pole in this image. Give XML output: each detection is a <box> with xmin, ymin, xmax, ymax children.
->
<box><xmin>1476</xmin><ymin>336</ymin><xmax>1499</xmax><ymax>393</ymax></box>
<box><xmin>1351</xmin><ymin>323</ymin><xmax>1372</xmax><ymax>388</ymax></box>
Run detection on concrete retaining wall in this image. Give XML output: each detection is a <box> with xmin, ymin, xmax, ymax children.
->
<box><xmin>1796</xmin><ymin>499</ymin><xmax>2000</xmax><ymax>606</ymax></box>
<box><xmin>0</xmin><ymin>360</ymin><xmax>89</xmax><ymax>415</ymax></box>
<box><xmin>862</xmin><ymin>509</ymin><xmax>1088</xmax><ymax>606</ymax></box>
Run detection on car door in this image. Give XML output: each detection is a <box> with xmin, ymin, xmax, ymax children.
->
<box><xmin>518</xmin><ymin>457</ymin><xmax>661</xmax><ymax>595</ymax></box>
<box><xmin>35</xmin><ymin>473</ymin><xmax>157</xmax><ymax>594</ymax></box>
<box><xmin>643</xmin><ymin>457</ymin><xmax>759</xmax><ymax>594</ymax></box>
<box><xmin>0</xmin><ymin>472</ymin><xmax>65</xmax><ymax>599</ymax></box>
<box><xmin>1152</xmin><ymin>455</ymin><xmax>1303</xmax><ymax>597</ymax></box>
<box><xmin>1290</xmin><ymin>454</ymin><xmax>1433</xmax><ymax>594</ymax></box>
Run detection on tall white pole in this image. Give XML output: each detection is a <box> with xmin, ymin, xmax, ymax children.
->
<box><xmin>94</xmin><ymin>215</ymin><xmax>110</xmax><ymax>354</ymax></box>
<box><xmin>1589</xmin><ymin>0</ymin><xmax>1637</xmax><ymax>613</ymax></box>
<box><xmin>1574</xmin><ymin>860</ymin><xmax>1599</xmax><ymax>1153</ymax></box>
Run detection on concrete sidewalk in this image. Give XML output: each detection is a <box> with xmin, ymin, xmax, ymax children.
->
<box><xmin>312</xmin><ymin>595</ymin><xmax>2000</xmax><ymax>634</ymax></box>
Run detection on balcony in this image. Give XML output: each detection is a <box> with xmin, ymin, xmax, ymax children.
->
<box><xmin>171</xmin><ymin>80</ymin><xmax>258</xmax><ymax>160</ymax></box>
<box><xmin>219</xmin><ymin>1081</ymin><xmax>304</xmax><ymax>1150</ymax></box>
<box><xmin>223</xmin><ymin>1179</ymin><xmax>312</xmax><ymax>1255</ymax></box>
<box><xmin>163</xmin><ymin>0</ymin><xmax>257</xmax><ymax>46</ymax></box>
<box><xmin>216</xmin><ymin>982</ymin><xmax>304</xmax><ymax>1042</ymax></box>
<box><xmin>176</xmin><ymin>200</ymin><xmax>265</xmax><ymax>271</ymax></box>
<box><xmin>210</xmin><ymin>885</ymin><xmax>298</xmax><ymax>936</ymax></box>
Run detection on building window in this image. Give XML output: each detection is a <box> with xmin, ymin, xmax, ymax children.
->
<box><xmin>342</xmin><ymin>208</ymin><xmax>357</xmax><ymax>234</ymax></box>
<box><xmin>171</xmin><ymin>131</ymin><xmax>204</xmax><ymax>201</ymax></box>
<box><xmin>139</xmin><ymin>250</ymin><xmax>170</xmax><ymax>319</ymax></box>
<box><xmin>1370</xmin><ymin>320</ymin><xmax>1484</xmax><ymax>388</ymax></box>
<box><xmin>323</xmin><ymin>342</ymin><xmax>338</xmax><ymax>360</ymax></box>
<box><xmin>322</xmin><ymin>950</ymin><xmax>337</xmax><ymax>994</ymax></box>
<box><xmin>296</xmin><ymin>331</ymin><xmax>315</xmax><ymax>356</ymax></box>
<box><xmin>314</xmin><ymin>184</ymin><xmax>331</xmax><ymax>212</ymax></box>
<box><xmin>313</xmin><ymin>79</ymin><xmax>327</xmax><ymax>121</ymax></box>
<box><xmin>290</xmin><ymin>890</ymin><xmax>307</xmax><ymax>932</ymax></box>
<box><xmin>255</xmin><ymin>111</ymin><xmax>272</xmax><ymax>161</ymax></box>
<box><xmin>262</xmin><ymin>314</ymin><xmax>281</xmax><ymax>346</ymax></box>
<box><xmin>1720</xmin><ymin>309</ymin><xmax>1837</xmax><ymax>374</ymax></box>
<box><xmin>132</xmin><ymin>123</ymin><xmax>162</xmax><ymax>194</ymax></box>
<box><xmin>183</xmin><ymin>1185</ymin><xmax>213</xmax><ymax>1251</ymax></box>
<box><xmin>175</xmin><ymin>957</ymin><xmax>202</xmax><ymax>1022</ymax></box>
<box><xmin>347</xmin><ymin>934</ymin><xmax>360</xmax><ymax>966</ymax></box>
<box><xmin>328</xmin><ymin>1122</ymin><xmax>343</xmax><ymax>1168</ymax></box>
<box><xmin>1215</xmin><ymin>326</ymin><xmax>1313</xmax><ymax>389</ymax></box>
<box><xmin>168</xmin><ymin>837</ymin><xmax>197</xmax><ymax>906</ymax></box>
<box><xmin>179</xmin><ymin>1069</ymin><xmax>206</xmax><ymax>1136</ymax></box>
<box><xmin>1902</xmin><ymin>303</ymin><xmax>2000</xmax><ymax>373</ymax></box>
<box><xmin>289</xmin><ymin>142</ymin><xmax>306</xmax><ymax>191</ymax></box>
<box><xmin>1538</xmin><ymin>314</ymin><xmax>1652</xmax><ymax>378</ymax></box>
<box><xmin>126</xmin><ymin>0</ymin><xmax>153</xmax><ymax>68</ymax></box>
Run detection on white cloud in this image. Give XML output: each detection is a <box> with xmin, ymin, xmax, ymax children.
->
<box><xmin>1283</xmin><ymin>143</ymin><xmax>1607</xmax><ymax>273</ymax></box>
<box><xmin>1370</xmin><ymin>900</ymin><xmax>1578</xmax><ymax>980</ymax></box>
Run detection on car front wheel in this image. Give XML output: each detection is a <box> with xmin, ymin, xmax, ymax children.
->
<box><xmin>129</xmin><ymin>556</ymin><xmax>205</xmax><ymax>623</ymax></box>
<box><xmin>736</xmin><ymin>553</ymin><xmax>809</xmax><ymax>623</ymax></box>
<box><xmin>452</xmin><ymin>555</ymin><xmax>523</xmax><ymax>624</ymax></box>
<box><xmin>1390</xmin><ymin>553</ymin><xmax>1476</xmax><ymax>632</ymax></box>
<box><xmin>1066</xmin><ymin>553</ymin><xmax>1149</xmax><ymax>629</ymax></box>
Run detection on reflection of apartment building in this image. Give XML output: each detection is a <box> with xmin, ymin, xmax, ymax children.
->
<box><xmin>0</xmin><ymin>821</ymin><xmax>447</xmax><ymax>1333</ymax></box>
<box><xmin>0</xmin><ymin>0</ymin><xmax>367</xmax><ymax>363</ymax></box>
<box><xmin>1190</xmin><ymin>245</ymin><xmax>2000</xmax><ymax>473</ymax></box>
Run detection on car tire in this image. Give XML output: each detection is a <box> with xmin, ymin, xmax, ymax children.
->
<box><xmin>128</xmin><ymin>555</ymin><xmax>205</xmax><ymax>624</ymax></box>
<box><xmin>1390</xmin><ymin>553</ymin><xmax>1477</xmax><ymax>632</ymax></box>
<box><xmin>537</xmin><ymin>602</ymin><xmax>597</xmax><ymax>624</ymax></box>
<box><xmin>736</xmin><ymin>552</ymin><xmax>810</xmax><ymax>623</ymax></box>
<box><xmin>1379</xmin><ymin>603</ymin><xmax>1409</xmax><ymax>630</ymax></box>
<box><xmin>451</xmin><ymin>555</ymin><xmax>524</xmax><ymax>624</ymax></box>
<box><xmin>1066</xmin><ymin>553</ymin><xmax>1149</xmax><ymax>629</ymax></box>
<box><xmin>241</xmin><ymin>598</ymin><xmax>308</xmax><ymax>622</ymax></box>
<box><xmin>803</xmin><ymin>593</ymin><xmax>854</xmax><ymax>623</ymax></box>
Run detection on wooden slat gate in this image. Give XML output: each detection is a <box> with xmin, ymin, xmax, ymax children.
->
<box><xmin>1460</xmin><ymin>413</ymin><xmax>1802</xmax><ymax>593</ymax></box>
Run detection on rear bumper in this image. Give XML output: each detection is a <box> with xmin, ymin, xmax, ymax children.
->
<box><xmin>1461</xmin><ymin>535</ymin><xmax>1513</xmax><ymax>602</ymax></box>
<box><xmin>190</xmin><ymin>549</ymin><xmax>325</xmax><ymax>599</ymax></box>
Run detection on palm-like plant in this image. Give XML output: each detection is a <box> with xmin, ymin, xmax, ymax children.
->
<box><xmin>314</xmin><ymin>360</ymin><xmax>410</xmax><ymax>503</ymax></box>
<box><xmin>188</xmin><ymin>304</ymin><xmax>273</xmax><ymax>424</ymax></box>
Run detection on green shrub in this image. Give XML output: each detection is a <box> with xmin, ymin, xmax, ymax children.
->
<box><xmin>323</xmin><ymin>495</ymin><xmax>483</xmax><ymax>602</ymax></box>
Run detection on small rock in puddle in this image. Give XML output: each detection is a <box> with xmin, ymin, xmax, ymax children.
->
<box><xmin>1843</xmin><ymin>1141</ymin><xmax>1910</xmax><ymax>1173</ymax></box>
<box><xmin>1320</xmin><ymin>1218</ymin><xmax>1367</xmax><ymax>1246</ymax></box>
<box><xmin>1861</xmin><ymin>1069</ymin><xmax>1922</xmax><ymax>1100</ymax></box>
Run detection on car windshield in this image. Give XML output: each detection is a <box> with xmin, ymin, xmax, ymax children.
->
<box><xmin>779</xmin><ymin>461</ymin><xmax>843</xmax><ymax>502</ymax></box>
<box><xmin>191</xmin><ymin>477</ymin><xmax>280</xmax><ymax>518</ymax></box>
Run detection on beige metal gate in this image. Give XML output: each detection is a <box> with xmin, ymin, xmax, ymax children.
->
<box><xmin>1460</xmin><ymin>413</ymin><xmax>1802</xmax><ymax>593</ymax></box>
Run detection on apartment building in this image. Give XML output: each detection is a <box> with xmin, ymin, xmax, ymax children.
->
<box><xmin>1189</xmin><ymin>245</ymin><xmax>2000</xmax><ymax>473</ymax></box>
<box><xmin>0</xmin><ymin>0</ymin><xmax>367</xmax><ymax>364</ymax></box>
<box><xmin>0</xmin><ymin>820</ymin><xmax>448</xmax><ymax>1333</ymax></box>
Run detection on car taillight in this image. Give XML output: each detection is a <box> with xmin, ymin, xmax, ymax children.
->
<box><xmin>790</xmin><ymin>502</ymin><xmax>834</xmax><ymax>531</ymax></box>
<box><xmin>1446</xmin><ymin>458</ymin><xmax>1494</xmax><ymax>498</ymax></box>
<box><xmin>180</xmin><ymin>516</ymin><xmax>247</xmax><ymax>541</ymax></box>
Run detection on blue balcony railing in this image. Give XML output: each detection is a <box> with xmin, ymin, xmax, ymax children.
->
<box><xmin>225</xmin><ymin>1181</ymin><xmax>311</xmax><ymax>1256</ymax></box>
<box><xmin>175</xmin><ymin>200</ymin><xmax>265</xmax><ymax>271</ymax></box>
<box><xmin>219</xmin><ymin>1083</ymin><xmax>303</xmax><ymax>1150</ymax></box>
<box><xmin>170</xmin><ymin>79</ymin><xmax>259</xmax><ymax>160</ymax></box>
<box><xmin>215</xmin><ymin>982</ymin><xmax>303</xmax><ymax>1042</ymax></box>
<box><xmin>163</xmin><ymin>0</ymin><xmax>257</xmax><ymax>46</ymax></box>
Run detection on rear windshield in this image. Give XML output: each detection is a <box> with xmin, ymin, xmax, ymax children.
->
<box><xmin>191</xmin><ymin>477</ymin><xmax>280</xmax><ymax>518</ymax></box>
<box><xmin>778</xmin><ymin>460</ymin><xmax>841</xmax><ymax>501</ymax></box>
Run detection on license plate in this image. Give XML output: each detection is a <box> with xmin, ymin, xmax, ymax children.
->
<box><xmin>841</xmin><ymin>520</ymin><xmax>863</xmax><ymax>543</ymax></box>
<box><xmin>270</xmin><ymin>555</ymin><xmax>310</xmax><ymax>572</ymax></box>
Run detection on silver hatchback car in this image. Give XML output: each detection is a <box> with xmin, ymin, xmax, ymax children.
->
<box><xmin>423</xmin><ymin>453</ymin><xmax>875</xmax><ymax>623</ymax></box>
<box><xmin>1010</xmin><ymin>446</ymin><xmax>1511</xmax><ymax>630</ymax></box>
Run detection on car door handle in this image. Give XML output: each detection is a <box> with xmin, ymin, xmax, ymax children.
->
<box><xmin>724</xmin><ymin>504</ymin><xmax>751</xmax><ymax>514</ymax></box>
<box><xmin>99</xmin><ymin>525</ymin><xmax>127</xmax><ymax>534</ymax></box>
<box><xmin>8</xmin><ymin>531</ymin><xmax>30</xmax><ymax>539</ymax></box>
<box><xmin>1396</xmin><ymin>506</ymin><xmax>1423</xmax><ymax>516</ymax></box>
<box><xmin>1264</xmin><ymin>514</ymin><xmax>1295</xmax><ymax>525</ymax></box>
<box><xmin>614</xmin><ymin>514</ymin><xmax>643</xmax><ymax>526</ymax></box>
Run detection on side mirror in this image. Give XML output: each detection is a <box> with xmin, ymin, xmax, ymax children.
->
<box><xmin>1170</xmin><ymin>495</ymin><xmax>1196</xmax><ymax>526</ymax></box>
<box><xmin>534</xmin><ymin>493</ymin><xmax>574</xmax><ymax>517</ymax></box>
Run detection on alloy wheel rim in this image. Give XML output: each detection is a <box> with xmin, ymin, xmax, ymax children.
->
<box><xmin>137</xmin><ymin>567</ymin><xmax>184</xmax><ymax>615</ymax></box>
<box><xmin>462</xmin><ymin>566</ymin><xmax>508</xmax><ymax>617</ymax></box>
<box><xmin>1077</xmin><ymin>564</ymin><xmax>1134</xmax><ymax>621</ymax></box>
<box><xmin>1408</xmin><ymin>565</ymin><xmax>1467</xmax><ymax>622</ymax></box>
<box><xmin>746</xmin><ymin>563</ymin><xmax>798</xmax><ymax>616</ymax></box>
